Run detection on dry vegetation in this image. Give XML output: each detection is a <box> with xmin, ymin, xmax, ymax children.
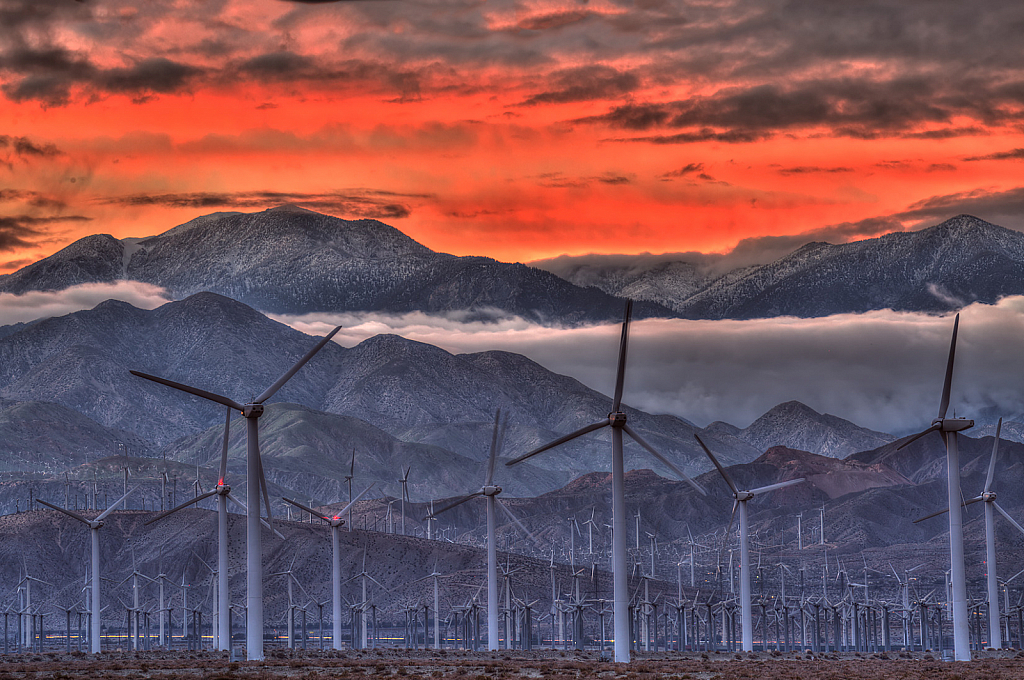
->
<box><xmin>1</xmin><ymin>649</ymin><xmax>1023</xmax><ymax>680</ymax></box>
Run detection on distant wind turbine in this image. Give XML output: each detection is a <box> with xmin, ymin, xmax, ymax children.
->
<box><xmin>36</xmin><ymin>487</ymin><xmax>136</xmax><ymax>653</ymax></box>
<box><xmin>431</xmin><ymin>410</ymin><xmax>537</xmax><ymax>651</ymax></box>
<box><xmin>282</xmin><ymin>484</ymin><xmax>374</xmax><ymax>650</ymax></box>
<box><xmin>695</xmin><ymin>433</ymin><xmax>804</xmax><ymax>652</ymax></box>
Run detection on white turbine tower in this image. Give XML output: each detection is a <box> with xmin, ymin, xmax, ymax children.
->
<box><xmin>282</xmin><ymin>484</ymin><xmax>374</xmax><ymax>650</ymax></box>
<box><xmin>896</xmin><ymin>314</ymin><xmax>973</xmax><ymax>661</ymax></box>
<box><xmin>36</xmin><ymin>486</ymin><xmax>136</xmax><ymax>654</ymax></box>
<box><xmin>506</xmin><ymin>300</ymin><xmax>706</xmax><ymax>663</ymax></box>
<box><xmin>695</xmin><ymin>433</ymin><xmax>803</xmax><ymax>653</ymax></box>
<box><xmin>914</xmin><ymin>418</ymin><xmax>1024</xmax><ymax>650</ymax></box>
<box><xmin>430</xmin><ymin>410</ymin><xmax>535</xmax><ymax>651</ymax></box>
<box><xmin>130</xmin><ymin>325</ymin><xmax>341</xmax><ymax>660</ymax></box>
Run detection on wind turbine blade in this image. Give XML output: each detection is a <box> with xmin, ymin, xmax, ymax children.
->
<box><xmin>624</xmin><ymin>423</ymin><xmax>707</xmax><ymax>495</ymax></box>
<box><xmin>694</xmin><ymin>433</ymin><xmax>738</xmax><ymax>495</ymax></box>
<box><xmin>334</xmin><ymin>484</ymin><xmax>375</xmax><ymax>520</ymax></box>
<box><xmin>97</xmin><ymin>485</ymin><xmax>137</xmax><ymax>521</ymax></box>
<box><xmin>430</xmin><ymin>492</ymin><xmax>484</xmax><ymax>517</ymax></box>
<box><xmin>994</xmin><ymin>502</ymin><xmax>1024</xmax><ymax>537</ymax></box>
<box><xmin>896</xmin><ymin>423</ymin><xmax>941</xmax><ymax>451</ymax></box>
<box><xmin>282</xmin><ymin>497</ymin><xmax>330</xmax><ymax>522</ymax></box>
<box><xmin>219</xmin><ymin>406</ymin><xmax>231</xmax><ymax>485</ymax></box>
<box><xmin>611</xmin><ymin>299</ymin><xmax>633</xmax><ymax>412</ymax></box>
<box><xmin>129</xmin><ymin>370</ymin><xmax>244</xmax><ymax>411</ymax></box>
<box><xmin>349</xmin><ymin>448</ymin><xmax>355</xmax><ymax>478</ymax></box>
<box><xmin>937</xmin><ymin>314</ymin><xmax>959</xmax><ymax>420</ymax></box>
<box><xmin>913</xmin><ymin>496</ymin><xmax>984</xmax><ymax>523</ymax></box>
<box><xmin>256</xmin><ymin>451</ymin><xmax>277</xmax><ymax>535</ymax></box>
<box><xmin>145</xmin><ymin>489</ymin><xmax>218</xmax><ymax>525</ymax></box>
<box><xmin>484</xmin><ymin>409</ymin><xmax>501</xmax><ymax>487</ymax></box>
<box><xmin>985</xmin><ymin>417</ymin><xmax>1001</xmax><ymax>494</ymax></box>
<box><xmin>254</xmin><ymin>326</ymin><xmax>341</xmax><ymax>404</ymax></box>
<box><xmin>226</xmin><ymin>492</ymin><xmax>247</xmax><ymax>514</ymax></box>
<box><xmin>496</xmin><ymin>498</ymin><xmax>540</xmax><ymax>546</ymax></box>
<box><xmin>725</xmin><ymin>500</ymin><xmax>738</xmax><ymax>538</ymax></box>
<box><xmin>505</xmin><ymin>420</ymin><xmax>609</xmax><ymax>466</ymax></box>
<box><xmin>749</xmin><ymin>478</ymin><xmax>805</xmax><ymax>495</ymax></box>
<box><xmin>35</xmin><ymin>499</ymin><xmax>91</xmax><ymax>526</ymax></box>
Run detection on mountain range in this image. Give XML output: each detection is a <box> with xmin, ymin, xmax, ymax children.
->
<box><xmin>0</xmin><ymin>205</ymin><xmax>672</xmax><ymax>324</ymax></box>
<box><xmin>533</xmin><ymin>214</ymin><xmax>1024</xmax><ymax>318</ymax></box>
<box><xmin>3</xmin><ymin>210</ymin><xmax>1024</xmax><ymax>324</ymax></box>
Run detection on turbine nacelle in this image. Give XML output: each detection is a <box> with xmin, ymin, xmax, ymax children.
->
<box><xmin>243</xmin><ymin>403</ymin><xmax>265</xmax><ymax>418</ymax></box>
<box><xmin>937</xmin><ymin>417</ymin><xmax>973</xmax><ymax>432</ymax></box>
<box><xmin>734</xmin><ymin>491</ymin><xmax>754</xmax><ymax>502</ymax></box>
<box><xmin>216</xmin><ymin>483</ymin><xmax>231</xmax><ymax>495</ymax></box>
<box><xmin>983</xmin><ymin>491</ymin><xmax>997</xmax><ymax>502</ymax></box>
<box><xmin>482</xmin><ymin>485</ymin><xmax>502</xmax><ymax>496</ymax></box>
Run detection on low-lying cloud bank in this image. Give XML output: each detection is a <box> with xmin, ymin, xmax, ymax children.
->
<box><xmin>274</xmin><ymin>299</ymin><xmax>1024</xmax><ymax>436</ymax></box>
<box><xmin>2</xmin><ymin>281</ymin><xmax>1021</xmax><ymax>437</ymax></box>
<box><xmin>0</xmin><ymin>281</ymin><xmax>172</xmax><ymax>327</ymax></box>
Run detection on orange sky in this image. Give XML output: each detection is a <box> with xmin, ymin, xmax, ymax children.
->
<box><xmin>2</xmin><ymin>0</ymin><xmax>1024</xmax><ymax>271</ymax></box>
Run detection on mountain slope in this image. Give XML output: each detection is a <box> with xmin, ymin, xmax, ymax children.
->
<box><xmin>734</xmin><ymin>400</ymin><xmax>895</xmax><ymax>458</ymax></box>
<box><xmin>0</xmin><ymin>206</ymin><xmax>673</xmax><ymax>324</ymax></box>
<box><xmin>536</xmin><ymin>215</ymin><xmax>1024</xmax><ymax>319</ymax></box>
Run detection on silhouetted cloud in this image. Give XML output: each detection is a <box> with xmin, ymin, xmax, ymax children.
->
<box><xmin>519</xmin><ymin>66</ymin><xmax>638</xmax><ymax>106</ymax></box>
<box><xmin>97</xmin><ymin>190</ymin><xmax>419</xmax><ymax>219</ymax></box>
<box><xmin>0</xmin><ymin>214</ymin><xmax>91</xmax><ymax>251</ymax></box>
<box><xmin>777</xmin><ymin>166</ymin><xmax>854</xmax><ymax>175</ymax></box>
<box><xmin>963</xmin><ymin>148</ymin><xmax>1024</xmax><ymax>162</ymax></box>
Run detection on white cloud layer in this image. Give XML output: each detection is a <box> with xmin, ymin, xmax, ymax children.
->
<box><xmin>0</xmin><ymin>281</ymin><xmax>173</xmax><ymax>326</ymax></box>
<box><xmin>274</xmin><ymin>298</ymin><xmax>1024</xmax><ymax>436</ymax></box>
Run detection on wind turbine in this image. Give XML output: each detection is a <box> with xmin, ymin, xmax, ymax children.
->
<box><xmin>399</xmin><ymin>466</ymin><xmax>411</xmax><ymax>536</ymax></box>
<box><xmin>282</xmin><ymin>484</ymin><xmax>374</xmax><ymax>650</ymax></box>
<box><xmin>130</xmin><ymin>325</ymin><xmax>340</xmax><ymax>660</ymax></box>
<box><xmin>914</xmin><ymin>418</ymin><xmax>1024</xmax><ymax>650</ymax></box>
<box><xmin>344</xmin><ymin>449</ymin><xmax>355</xmax><ymax>531</ymax></box>
<box><xmin>896</xmin><ymin>314</ymin><xmax>973</xmax><ymax>661</ymax></box>
<box><xmin>430</xmin><ymin>410</ymin><xmax>536</xmax><ymax>651</ymax></box>
<box><xmin>36</xmin><ymin>486</ymin><xmax>136</xmax><ymax>653</ymax></box>
<box><xmin>506</xmin><ymin>300</ymin><xmax>705</xmax><ymax>662</ymax></box>
<box><xmin>694</xmin><ymin>433</ymin><xmax>804</xmax><ymax>653</ymax></box>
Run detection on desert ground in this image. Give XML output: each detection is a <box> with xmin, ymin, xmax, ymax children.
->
<box><xmin>1</xmin><ymin>649</ymin><xmax>1023</xmax><ymax>680</ymax></box>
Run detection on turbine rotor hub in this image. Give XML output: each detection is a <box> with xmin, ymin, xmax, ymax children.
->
<box><xmin>983</xmin><ymin>491</ymin><xmax>997</xmax><ymax>501</ymax></box>
<box><xmin>608</xmin><ymin>412</ymin><xmax>627</xmax><ymax>428</ymax></box>
<box><xmin>483</xmin><ymin>485</ymin><xmax>502</xmax><ymax>496</ymax></box>
<box><xmin>243</xmin><ymin>403</ymin><xmax>264</xmax><ymax>418</ymax></box>
<box><xmin>217</xmin><ymin>484</ymin><xmax>231</xmax><ymax>494</ymax></box>
<box><xmin>736</xmin><ymin>491</ymin><xmax>754</xmax><ymax>502</ymax></box>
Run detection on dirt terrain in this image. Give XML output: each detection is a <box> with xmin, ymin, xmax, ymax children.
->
<box><xmin>0</xmin><ymin>649</ymin><xmax>1022</xmax><ymax>680</ymax></box>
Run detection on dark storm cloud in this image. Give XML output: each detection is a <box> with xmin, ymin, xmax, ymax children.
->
<box><xmin>535</xmin><ymin>172</ymin><xmax>633</xmax><ymax>189</ymax></box>
<box><xmin>661</xmin><ymin>163</ymin><xmax>705</xmax><ymax>178</ymax></box>
<box><xmin>519</xmin><ymin>66</ymin><xmax>638</xmax><ymax>106</ymax></box>
<box><xmin>777</xmin><ymin>166</ymin><xmax>855</xmax><ymax>175</ymax></box>
<box><xmin>6</xmin><ymin>137</ymin><xmax>61</xmax><ymax>158</ymax></box>
<box><xmin>581</xmin><ymin>77</ymin><xmax>1012</xmax><ymax>140</ymax></box>
<box><xmin>0</xmin><ymin>45</ymin><xmax>201</xmax><ymax>105</ymax></box>
<box><xmin>0</xmin><ymin>189</ymin><xmax>66</xmax><ymax>210</ymax></box>
<box><xmin>0</xmin><ymin>214</ymin><xmax>91</xmax><ymax>251</ymax></box>
<box><xmin>963</xmin><ymin>148</ymin><xmax>1024</xmax><ymax>162</ymax></box>
<box><xmin>98</xmin><ymin>190</ymin><xmax>420</xmax><ymax>219</ymax></box>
